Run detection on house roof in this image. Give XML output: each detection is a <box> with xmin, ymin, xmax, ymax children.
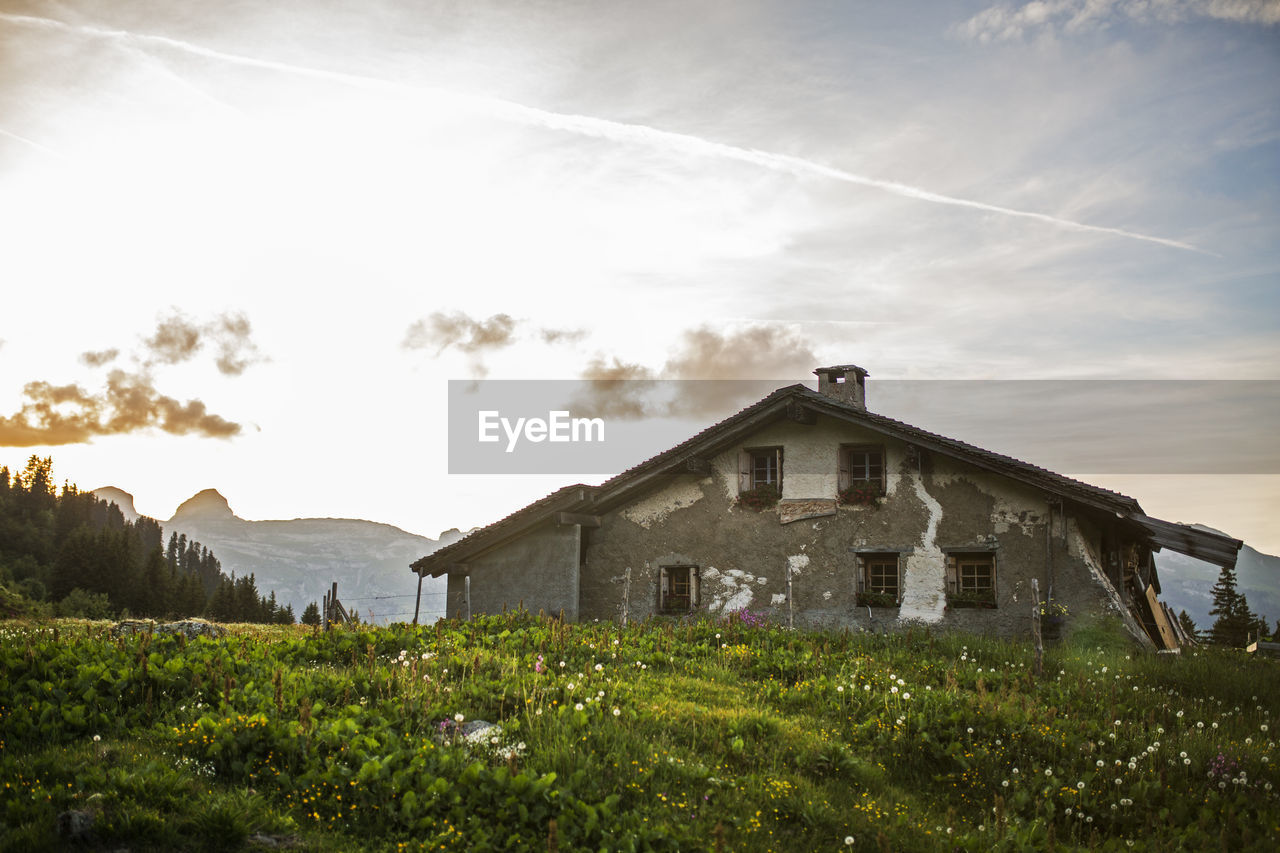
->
<box><xmin>412</xmin><ymin>383</ymin><xmax>1241</xmax><ymax>576</ymax></box>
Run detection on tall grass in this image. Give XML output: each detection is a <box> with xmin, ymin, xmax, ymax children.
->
<box><xmin>1</xmin><ymin>614</ymin><xmax>1276</xmax><ymax>851</ymax></box>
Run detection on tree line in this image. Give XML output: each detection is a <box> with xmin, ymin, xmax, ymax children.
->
<box><xmin>0</xmin><ymin>456</ymin><xmax>292</xmax><ymax>624</ymax></box>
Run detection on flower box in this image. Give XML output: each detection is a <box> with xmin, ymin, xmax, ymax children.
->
<box><xmin>737</xmin><ymin>483</ymin><xmax>781</xmax><ymax>510</ymax></box>
<box><xmin>856</xmin><ymin>591</ymin><xmax>899</xmax><ymax>609</ymax></box>
<box><xmin>946</xmin><ymin>589</ymin><xmax>997</xmax><ymax>609</ymax></box>
<box><xmin>838</xmin><ymin>483</ymin><xmax>883</xmax><ymax>506</ymax></box>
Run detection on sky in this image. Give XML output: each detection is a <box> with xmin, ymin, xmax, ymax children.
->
<box><xmin>1</xmin><ymin>0</ymin><xmax>1278</xmax><ymax>554</ymax></box>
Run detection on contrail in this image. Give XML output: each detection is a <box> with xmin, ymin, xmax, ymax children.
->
<box><xmin>1</xmin><ymin>11</ymin><xmax>1209</xmax><ymax>254</ymax></box>
<box><xmin>0</xmin><ymin>127</ymin><xmax>64</xmax><ymax>158</ymax></box>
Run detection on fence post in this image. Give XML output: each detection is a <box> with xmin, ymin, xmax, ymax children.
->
<box><xmin>1032</xmin><ymin>578</ymin><xmax>1043</xmax><ymax>677</ymax></box>
<box><xmin>465</xmin><ymin>575</ymin><xmax>471</xmax><ymax>621</ymax></box>
<box><xmin>412</xmin><ymin>571</ymin><xmax>424</xmax><ymax>626</ymax></box>
<box><xmin>786</xmin><ymin>562</ymin><xmax>794</xmax><ymax>630</ymax></box>
<box><xmin>621</xmin><ymin>567</ymin><xmax>631</xmax><ymax>627</ymax></box>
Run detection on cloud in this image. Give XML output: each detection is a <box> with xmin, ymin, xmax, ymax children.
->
<box><xmin>402</xmin><ymin>312</ymin><xmax>518</xmax><ymax>356</ymax></box>
<box><xmin>145</xmin><ymin>314</ymin><xmax>202</xmax><ymax>365</ymax></box>
<box><xmin>0</xmin><ymin>310</ymin><xmax>263</xmax><ymax>446</ymax></box>
<box><xmin>0</xmin><ymin>369</ymin><xmax>241</xmax><ymax>446</ymax></box>
<box><xmin>540</xmin><ymin>327</ymin><xmax>588</xmax><ymax>345</ymax></box>
<box><xmin>80</xmin><ymin>348</ymin><xmax>120</xmax><ymax>367</ymax></box>
<box><xmin>570</xmin><ymin>324</ymin><xmax>820</xmax><ymax>419</ymax></box>
<box><xmin>956</xmin><ymin>0</ymin><xmax>1280</xmax><ymax>42</ymax></box>
<box><xmin>139</xmin><ymin>310</ymin><xmax>264</xmax><ymax>375</ymax></box>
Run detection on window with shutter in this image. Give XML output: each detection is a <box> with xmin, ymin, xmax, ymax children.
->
<box><xmin>659</xmin><ymin>565</ymin><xmax>699</xmax><ymax>614</ymax></box>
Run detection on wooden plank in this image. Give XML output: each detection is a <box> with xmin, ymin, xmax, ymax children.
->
<box><xmin>1145</xmin><ymin>585</ymin><xmax>1179</xmax><ymax>651</ymax></box>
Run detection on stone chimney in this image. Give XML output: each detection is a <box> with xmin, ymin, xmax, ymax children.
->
<box><xmin>813</xmin><ymin>364</ymin><xmax>868</xmax><ymax>410</ymax></box>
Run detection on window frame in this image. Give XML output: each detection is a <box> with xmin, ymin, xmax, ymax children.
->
<box><xmin>658</xmin><ymin>564</ymin><xmax>700</xmax><ymax>614</ymax></box>
<box><xmin>856</xmin><ymin>552</ymin><xmax>901</xmax><ymax>607</ymax></box>
<box><xmin>838</xmin><ymin>444</ymin><xmax>886</xmax><ymax>497</ymax></box>
<box><xmin>945</xmin><ymin>551</ymin><xmax>997</xmax><ymax>608</ymax></box>
<box><xmin>738</xmin><ymin>446</ymin><xmax>784</xmax><ymax>494</ymax></box>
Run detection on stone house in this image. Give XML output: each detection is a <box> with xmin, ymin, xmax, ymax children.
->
<box><xmin>411</xmin><ymin>366</ymin><xmax>1241</xmax><ymax>648</ymax></box>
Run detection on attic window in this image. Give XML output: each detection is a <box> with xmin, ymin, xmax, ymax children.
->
<box><xmin>738</xmin><ymin>447</ymin><xmax>783</xmax><ymax>492</ymax></box>
<box><xmin>659</xmin><ymin>565</ymin><xmax>700</xmax><ymax>614</ymax></box>
<box><xmin>838</xmin><ymin>445</ymin><xmax>885</xmax><ymax>499</ymax></box>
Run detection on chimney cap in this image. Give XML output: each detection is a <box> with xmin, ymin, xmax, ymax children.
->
<box><xmin>813</xmin><ymin>364</ymin><xmax>869</xmax><ymax>378</ymax></box>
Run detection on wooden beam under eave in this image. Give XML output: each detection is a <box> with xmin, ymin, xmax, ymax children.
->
<box><xmin>555</xmin><ymin>512</ymin><xmax>602</xmax><ymax>528</ymax></box>
<box><xmin>683</xmin><ymin>456</ymin><xmax>712</xmax><ymax>475</ymax></box>
<box><xmin>786</xmin><ymin>401</ymin><xmax>816</xmax><ymax>424</ymax></box>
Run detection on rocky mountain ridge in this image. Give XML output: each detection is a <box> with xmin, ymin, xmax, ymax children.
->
<box><xmin>92</xmin><ymin>487</ymin><xmax>459</xmax><ymax>624</ymax></box>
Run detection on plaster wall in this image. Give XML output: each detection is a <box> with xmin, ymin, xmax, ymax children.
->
<box><xmin>577</xmin><ymin>414</ymin><xmax>1130</xmax><ymax>641</ymax></box>
<box><xmin>447</xmin><ymin>521</ymin><xmax>580</xmax><ymax>620</ymax></box>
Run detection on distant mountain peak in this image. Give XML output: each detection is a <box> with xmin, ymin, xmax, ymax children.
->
<box><xmin>171</xmin><ymin>489</ymin><xmax>238</xmax><ymax>521</ymax></box>
<box><xmin>92</xmin><ymin>486</ymin><xmax>139</xmax><ymax>522</ymax></box>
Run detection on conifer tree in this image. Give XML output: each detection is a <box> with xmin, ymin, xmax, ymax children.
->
<box><xmin>1208</xmin><ymin>563</ymin><xmax>1255</xmax><ymax>647</ymax></box>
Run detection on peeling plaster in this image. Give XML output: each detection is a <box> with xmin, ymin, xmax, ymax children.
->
<box><xmin>933</xmin><ymin>470</ymin><xmax>1043</xmax><ymax>535</ymax></box>
<box><xmin>787</xmin><ymin>554</ymin><xmax>809</xmax><ymax>575</ymax></box>
<box><xmin>771</xmin><ymin>593</ymin><xmax>787</xmax><ymax>605</ymax></box>
<box><xmin>700</xmin><ymin>566</ymin><xmax>757</xmax><ymax>612</ymax></box>
<box><xmin>899</xmin><ymin>467</ymin><xmax>946</xmax><ymax>624</ymax></box>
<box><xmin>621</xmin><ymin>479</ymin><xmax>706</xmax><ymax>529</ymax></box>
<box><xmin>822</xmin><ymin>591</ymin><xmax>832</xmax><ymax>600</ymax></box>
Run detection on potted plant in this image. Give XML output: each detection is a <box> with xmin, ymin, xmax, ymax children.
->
<box><xmin>1038</xmin><ymin>599</ymin><xmax>1068</xmax><ymax>639</ymax></box>
<box><xmin>737</xmin><ymin>482</ymin><xmax>781</xmax><ymax>510</ymax></box>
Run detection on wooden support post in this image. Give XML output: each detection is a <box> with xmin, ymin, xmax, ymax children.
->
<box><xmin>412</xmin><ymin>571</ymin><xmax>424</xmax><ymax>626</ymax></box>
<box><xmin>322</xmin><ymin>591</ymin><xmax>329</xmax><ymax>632</ymax></box>
<box><xmin>464</xmin><ymin>575</ymin><xmax>471</xmax><ymax>622</ymax></box>
<box><xmin>1032</xmin><ymin>578</ymin><xmax>1043</xmax><ymax>678</ymax></box>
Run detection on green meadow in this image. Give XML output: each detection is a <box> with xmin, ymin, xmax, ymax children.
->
<box><xmin>1</xmin><ymin>613</ymin><xmax>1276</xmax><ymax>851</ymax></box>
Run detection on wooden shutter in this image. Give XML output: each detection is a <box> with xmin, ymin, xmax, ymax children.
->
<box><xmin>945</xmin><ymin>554</ymin><xmax>957</xmax><ymax>593</ymax></box>
<box><xmin>691</xmin><ymin>567</ymin><xmax>701</xmax><ymax>608</ymax></box>
<box><xmin>837</xmin><ymin>447</ymin><xmax>850</xmax><ymax>492</ymax></box>
<box><xmin>658</xmin><ymin>566</ymin><xmax>669</xmax><ymax>610</ymax></box>
<box><xmin>775</xmin><ymin>447</ymin><xmax>784</xmax><ymax>492</ymax></box>
<box><xmin>738</xmin><ymin>451</ymin><xmax>752</xmax><ymax>492</ymax></box>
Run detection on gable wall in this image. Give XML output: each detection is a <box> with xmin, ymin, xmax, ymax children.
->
<box><xmin>445</xmin><ymin>521</ymin><xmax>580</xmax><ymax>620</ymax></box>
<box><xmin>576</xmin><ymin>414</ymin><xmax>1133</xmax><ymax>639</ymax></box>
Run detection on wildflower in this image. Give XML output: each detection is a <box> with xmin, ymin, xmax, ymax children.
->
<box><xmin>613</xmin><ymin>708</ymin><xmax>621</xmax><ymax>717</ymax></box>
<box><xmin>844</xmin><ymin>837</ymin><xmax>854</xmax><ymax>846</ymax></box>
<box><xmin>594</xmin><ymin>663</ymin><xmax>603</xmax><ymax>672</ymax></box>
<box><xmin>1045</xmin><ymin>769</ymin><xmax>1053</xmax><ymax>777</ymax></box>
<box><xmin>574</xmin><ymin>703</ymin><xmax>584</xmax><ymax>711</ymax></box>
<box><xmin>1077</xmin><ymin>782</ymin><xmax>1085</xmax><ymax>790</ymax></box>
<box><xmin>837</xmin><ymin>685</ymin><xmax>844</xmax><ymax>693</ymax></box>
<box><xmin>92</xmin><ymin>735</ymin><xmax>101</xmax><ymax>743</ymax></box>
<box><xmin>1097</xmin><ymin>760</ymin><xmax>1105</xmax><ymax>768</ymax></box>
<box><xmin>454</xmin><ymin>713</ymin><xmax>464</xmax><ymax>723</ymax></box>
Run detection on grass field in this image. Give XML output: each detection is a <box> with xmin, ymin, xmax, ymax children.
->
<box><xmin>2</xmin><ymin>612</ymin><xmax>1277</xmax><ymax>851</ymax></box>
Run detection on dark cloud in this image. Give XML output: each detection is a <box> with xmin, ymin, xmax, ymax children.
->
<box><xmin>79</xmin><ymin>348</ymin><xmax>119</xmax><ymax>367</ymax></box>
<box><xmin>403</xmin><ymin>312</ymin><xmax>517</xmax><ymax>355</ymax></box>
<box><xmin>0</xmin><ymin>369</ymin><xmax>240</xmax><ymax>446</ymax></box>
